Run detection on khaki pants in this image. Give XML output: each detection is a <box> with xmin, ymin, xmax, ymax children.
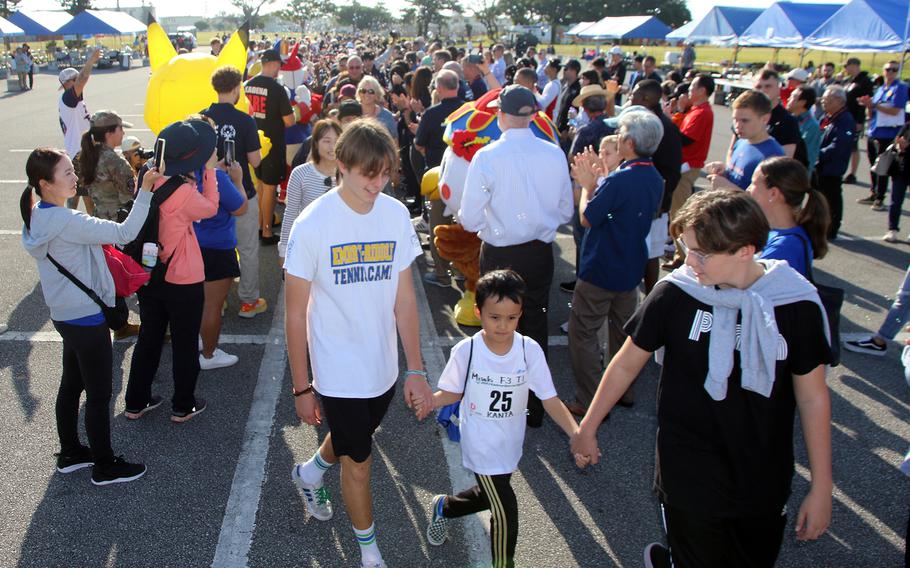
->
<box><xmin>670</xmin><ymin>168</ymin><xmax>701</xmax><ymax>261</ymax></box>
<box><xmin>568</xmin><ymin>279</ymin><xmax>638</xmax><ymax>407</ymax></box>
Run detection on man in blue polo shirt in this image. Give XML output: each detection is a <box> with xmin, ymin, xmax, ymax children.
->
<box><xmin>858</xmin><ymin>60</ymin><xmax>909</xmax><ymax>209</ymax></box>
<box><xmin>565</xmin><ymin>109</ymin><xmax>664</xmax><ymax>416</ymax></box>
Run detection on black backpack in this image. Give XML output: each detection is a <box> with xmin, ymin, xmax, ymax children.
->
<box><xmin>121</xmin><ymin>175</ymin><xmax>186</xmax><ymax>286</ymax></box>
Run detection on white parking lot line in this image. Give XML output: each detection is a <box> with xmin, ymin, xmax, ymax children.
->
<box><xmin>211</xmin><ymin>285</ymin><xmax>288</xmax><ymax>568</ymax></box>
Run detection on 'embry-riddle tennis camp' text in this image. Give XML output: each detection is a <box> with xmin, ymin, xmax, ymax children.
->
<box><xmin>330</xmin><ymin>241</ymin><xmax>397</xmax><ymax>285</ymax></box>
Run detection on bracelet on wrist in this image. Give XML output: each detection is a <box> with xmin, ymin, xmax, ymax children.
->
<box><xmin>405</xmin><ymin>369</ymin><xmax>428</xmax><ymax>380</ymax></box>
<box><xmin>292</xmin><ymin>383</ymin><xmax>314</xmax><ymax>397</ymax></box>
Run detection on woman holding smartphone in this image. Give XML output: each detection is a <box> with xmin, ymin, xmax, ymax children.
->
<box><xmin>21</xmin><ymin>147</ymin><xmax>161</xmax><ymax>485</ymax></box>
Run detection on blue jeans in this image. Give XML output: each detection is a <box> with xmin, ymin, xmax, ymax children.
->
<box><xmin>878</xmin><ymin>263</ymin><xmax>910</xmax><ymax>339</ymax></box>
<box><xmin>889</xmin><ymin>176</ymin><xmax>909</xmax><ymax>231</ymax></box>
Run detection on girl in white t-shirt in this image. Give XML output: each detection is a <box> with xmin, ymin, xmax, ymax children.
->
<box><xmin>426</xmin><ymin>269</ymin><xmax>586</xmax><ymax>567</ymax></box>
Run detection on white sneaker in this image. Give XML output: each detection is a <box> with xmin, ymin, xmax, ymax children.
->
<box><xmin>361</xmin><ymin>560</ymin><xmax>387</xmax><ymax>568</ymax></box>
<box><xmin>199</xmin><ymin>348</ymin><xmax>239</xmax><ymax>370</ymax></box>
<box><xmin>292</xmin><ymin>464</ymin><xmax>334</xmax><ymax>521</ymax></box>
<box><xmin>883</xmin><ymin>230</ymin><xmax>900</xmax><ymax>243</ymax></box>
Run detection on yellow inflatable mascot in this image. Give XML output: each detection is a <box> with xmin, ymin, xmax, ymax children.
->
<box><xmin>144</xmin><ymin>17</ymin><xmax>250</xmax><ymax>134</ymax></box>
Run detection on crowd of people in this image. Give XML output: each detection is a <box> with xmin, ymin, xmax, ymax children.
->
<box><xmin>17</xmin><ymin>31</ymin><xmax>910</xmax><ymax>567</ymax></box>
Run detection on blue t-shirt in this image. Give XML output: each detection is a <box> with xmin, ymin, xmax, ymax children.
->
<box><xmin>760</xmin><ymin>226</ymin><xmax>812</xmax><ymax>278</ymax></box>
<box><xmin>579</xmin><ymin>159</ymin><xmax>664</xmax><ymax>292</ymax></box>
<box><xmin>868</xmin><ymin>81</ymin><xmax>909</xmax><ymax>139</ymax></box>
<box><xmin>193</xmin><ymin>169</ymin><xmax>246</xmax><ymax>250</ymax></box>
<box><xmin>725</xmin><ymin>138</ymin><xmax>785</xmax><ymax>190</ymax></box>
<box><xmin>38</xmin><ymin>201</ymin><xmax>105</xmax><ymax>326</ymax></box>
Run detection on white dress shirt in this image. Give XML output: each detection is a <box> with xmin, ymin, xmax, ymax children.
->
<box><xmin>459</xmin><ymin>128</ymin><xmax>574</xmax><ymax>247</ymax></box>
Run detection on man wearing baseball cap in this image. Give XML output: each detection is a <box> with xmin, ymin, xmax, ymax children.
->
<box><xmin>244</xmin><ymin>49</ymin><xmax>295</xmax><ymax>245</ymax></box>
<box><xmin>59</xmin><ymin>48</ymin><xmax>102</xmax><ymax>213</ymax></box>
<box><xmin>459</xmin><ymin>85</ymin><xmax>574</xmax><ymax>427</ymax></box>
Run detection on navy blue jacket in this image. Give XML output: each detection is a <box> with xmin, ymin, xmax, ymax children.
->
<box><xmin>817</xmin><ymin>109</ymin><xmax>856</xmax><ymax>178</ymax></box>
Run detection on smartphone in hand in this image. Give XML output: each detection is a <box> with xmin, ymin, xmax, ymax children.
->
<box><xmin>224</xmin><ymin>139</ymin><xmax>235</xmax><ymax>167</ymax></box>
<box><xmin>154</xmin><ymin>138</ymin><xmax>166</xmax><ymax>173</ymax></box>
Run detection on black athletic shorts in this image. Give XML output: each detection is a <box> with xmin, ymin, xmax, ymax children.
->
<box><xmin>319</xmin><ymin>384</ymin><xmax>396</xmax><ymax>463</ymax></box>
<box><xmin>201</xmin><ymin>247</ymin><xmax>240</xmax><ymax>282</ymax></box>
<box><xmin>255</xmin><ymin>148</ymin><xmax>287</xmax><ymax>186</ymax></box>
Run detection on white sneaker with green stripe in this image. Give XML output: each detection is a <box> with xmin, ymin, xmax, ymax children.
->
<box><xmin>426</xmin><ymin>494</ymin><xmax>448</xmax><ymax>546</ymax></box>
<box><xmin>292</xmin><ymin>464</ymin><xmax>334</xmax><ymax>521</ymax></box>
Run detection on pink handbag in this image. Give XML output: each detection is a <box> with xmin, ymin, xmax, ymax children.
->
<box><xmin>102</xmin><ymin>244</ymin><xmax>150</xmax><ymax>296</ymax></box>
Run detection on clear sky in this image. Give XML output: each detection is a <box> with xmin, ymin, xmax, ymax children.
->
<box><xmin>17</xmin><ymin>0</ymin><xmax>848</xmax><ymax>24</ymax></box>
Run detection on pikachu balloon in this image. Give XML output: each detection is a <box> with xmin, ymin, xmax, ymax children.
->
<box><xmin>144</xmin><ymin>18</ymin><xmax>250</xmax><ymax>134</ymax></box>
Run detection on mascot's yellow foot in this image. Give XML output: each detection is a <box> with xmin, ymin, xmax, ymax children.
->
<box><xmin>454</xmin><ymin>291</ymin><xmax>481</xmax><ymax>327</ymax></box>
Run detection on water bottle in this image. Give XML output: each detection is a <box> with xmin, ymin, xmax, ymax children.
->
<box><xmin>141</xmin><ymin>242</ymin><xmax>158</xmax><ymax>270</ymax></box>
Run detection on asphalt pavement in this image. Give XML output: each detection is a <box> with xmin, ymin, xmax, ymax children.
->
<box><xmin>0</xmin><ymin>64</ymin><xmax>906</xmax><ymax>568</ymax></box>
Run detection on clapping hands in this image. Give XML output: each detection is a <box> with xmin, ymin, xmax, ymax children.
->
<box><xmin>571</xmin><ymin>146</ymin><xmax>605</xmax><ymax>191</ymax></box>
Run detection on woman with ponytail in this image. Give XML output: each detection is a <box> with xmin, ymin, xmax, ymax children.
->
<box><xmin>80</xmin><ymin>110</ymin><xmax>136</xmax><ymax>222</ymax></box>
<box><xmin>747</xmin><ymin>156</ymin><xmax>830</xmax><ymax>277</ymax></box>
<box><xmin>21</xmin><ymin>147</ymin><xmax>160</xmax><ymax>486</ymax></box>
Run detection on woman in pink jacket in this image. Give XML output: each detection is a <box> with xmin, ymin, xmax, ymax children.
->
<box><xmin>125</xmin><ymin>119</ymin><xmax>220</xmax><ymax>424</ymax></box>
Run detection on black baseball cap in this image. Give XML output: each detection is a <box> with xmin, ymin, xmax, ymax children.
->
<box><xmin>260</xmin><ymin>50</ymin><xmax>281</xmax><ymax>63</ymax></box>
<box><xmin>495</xmin><ymin>85</ymin><xmax>537</xmax><ymax>117</ymax></box>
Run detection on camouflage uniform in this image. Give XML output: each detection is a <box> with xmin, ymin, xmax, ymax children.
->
<box><xmin>87</xmin><ymin>146</ymin><xmax>135</xmax><ymax>221</ymax></box>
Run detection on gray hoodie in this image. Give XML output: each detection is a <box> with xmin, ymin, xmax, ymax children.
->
<box><xmin>21</xmin><ymin>190</ymin><xmax>152</xmax><ymax>322</ymax></box>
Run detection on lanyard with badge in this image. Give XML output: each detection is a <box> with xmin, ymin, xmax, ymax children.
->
<box><xmin>462</xmin><ymin>336</ymin><xmax>529</xmax><ymax>422</ymax></box>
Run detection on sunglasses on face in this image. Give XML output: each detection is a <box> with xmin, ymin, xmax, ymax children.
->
<box><xmin>885</xmin><ymin>67</ymin><xmax>899</xmax><ymax>73</ymax></box>
<box><xmin>359</xmin><ymin>88</ymin><xmax>375</xmax><ymax>95</ymax></box>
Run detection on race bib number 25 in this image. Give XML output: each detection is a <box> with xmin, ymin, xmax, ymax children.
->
<box><xmin>464</xmin><ymin>370</ymin><xmax>529</xmax><ymax>421</ymax></box>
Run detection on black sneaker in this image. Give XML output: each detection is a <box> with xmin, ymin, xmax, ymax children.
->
<box><xmin>856</xmin><ymin>194</ymin><xmax>875</xmax><ymax>205</ymax></box>
<box><xmin>91</xmin><ymin>456</ymin><xmax>146</xmax><ymax>486</ymax></box>
<box><xmin>844</xmin><ymin>337</ymin><xmax>887</xmax><ymax>357</ymax></box>
<box><xmin>643</xmin><ymin>542</ymin><xmax>672</xmax><ymax>568</ymax></box>
<box><xmin>844</xmin><ymin>173</ymin><xmax>857</xmax><ymax>184</ymax></box>
<box><xmin>171</xmin><ymin>398</ymin><xmax>207</xmax><ymax>423</ymax></box>
<box><xmin>124</xmin><ymin>395</ymin><xmax>163</xmax><ymax>420</ymax></box>
<box><xmin>559</xmin><ymin>280</ymin><xmax>576</xmax><ymax>293</ymax></box>
<box><xmin>56</xmin><ymin>445</ymin><xmax>94</xmax><ymax>473</ymax></box>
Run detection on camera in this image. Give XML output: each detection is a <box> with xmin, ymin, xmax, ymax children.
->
<box><xmin>138</xmin><ymin>149</ymin><xmax>155</xmax><ymax>160</ymax></box>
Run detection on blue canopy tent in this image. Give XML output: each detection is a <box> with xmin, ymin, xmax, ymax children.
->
<box><xmin>0</xmin><ymin>16</ymin><xmax>25</xmax><ymax>37</ymax></box>
<box><xmin>577</xmin><ymin>16</ymin><xmax>672</xmax><ymax>41</ymax></box>
<box><xmin>739</xmin><ymin>2</ymin><xmax>842</xmax><ymax>48</ymax></box>
<box><xmin>8</xmin><ymin>10</ymin><xmax>73</xmax><ymax>36</ymax></box>
<box><xmin>56</xmin><ymin>9</ymin><xmax>146</xmax><ymax>36</ymax></box>
<box><xmin>805</xmin><ymin>0</ymin><xmax>910</xmax><ymax>52</ymax></box>
<box><xmin>669</xmin><ymin>6</ymin><xmax>764</xmax><ymax>46</ymax></box>
<box><xmin>666</xmin><ymin>19</ymin><xmax>699</xmax><ymax>43</ymax></box>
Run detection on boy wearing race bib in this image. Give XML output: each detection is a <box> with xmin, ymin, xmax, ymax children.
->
<box><xmin>425</xmin><ymin>269</ymin><xmax>585</xmax><ymax>568</ymax></box>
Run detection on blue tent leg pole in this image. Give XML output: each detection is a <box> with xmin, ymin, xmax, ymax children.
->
<box><xmin>900</xmin><ymin>0</ymin><xmax>910</xmax><ymax>78</ymax></box>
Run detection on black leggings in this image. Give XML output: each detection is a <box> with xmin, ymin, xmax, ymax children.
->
<box><xmin>52</xmin><ymin>320</ymin><xmax>115</xmax><ymax>464</ymax></box>
<box><xmin>126</xmin><ymin>281</ymin><xmax>204</xmax><ymax>414</ymax></box>
<box><xmin>443</xmin><ymin>473</ymin><xmax>518</xmax><ymax>568</ymax></box>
